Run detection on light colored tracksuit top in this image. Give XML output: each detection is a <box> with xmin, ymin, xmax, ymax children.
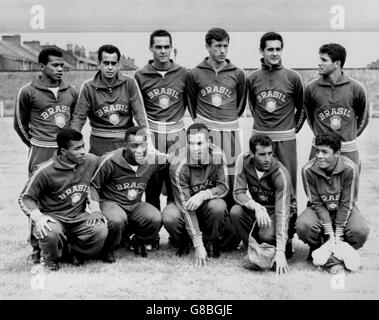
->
<box><xmin>247</xmin><ymin>59</ymin><xmax>305</xmax><ymax>141</ymax></box>
<box><xmin>169</xmin><ymin>144</ymin><xmax>229</xmax><ymax>247</ymax></box>
<box><xmin>19</xmin><ymin>153</ymin><xmax>99</xmax><ymax>223</ymax></box>
<box><xmin>134</xmin><ymin>61</ymin><xmax>188</xmax><ymax>133</ymax></box>
<box><xmin>187</xmin><ymin>58</ymin><xmax>247</xmax><ymax>130</ymax></box>
<box><xmin>302</xmin><ymin>155</ymin><xmax>358</xmax><ymax>228</ymax></box>
<box><xmin>14</xmin><ymin>77</ymin><xmax>78</xmax><ymax>148</ymax></box>
<box><xmin>233</xmin><ymin>153</ymin><xmax>291</xmax><ymax>251</ymax></box>
<box><xmin>305</xmin><ymin>73</ymin><xmax>369</xmax><ymax>152</ymax></box>
<box><xmin>70</xmin><ymin>71</ymin><xmax>148</xmax><ymax>140</ymax></box>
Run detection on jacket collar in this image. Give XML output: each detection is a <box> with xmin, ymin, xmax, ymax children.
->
<box><xmin>310</xmin><ymin>155</ymin><xmax>345</xmax><ymax>178</ymax></box>
<box><xmin>317</xmin><ymin>72</ymin><xmax>350</xmax><ymax>87</ymax></box>
<box><xmin>260</xmin><ymin>58</ymin><xmax>283</xmax><ymax>71</ymax></box>
<box><xmin>139</xmin><ymin>60</ymin><xmax>181</xmax><ymax>75</ymax></box>
<box><xmin>245</xmin><ymin>154</ymin><xmax>281</xmax><ymax>180</ymax></box>
<box><xmin>196</xmin><ymin>57</ymin><xmax>236</xmax><ymax>72</ymax></box>
<box><xmin>90</xmin><ymin>70</ymin><xmax>128</xmax><ymax>89</ymax></box>
<box><xmin>52</xmin><ymin>152</ymin><xmax>79</xmax><ymax>171</ymax></box>
<box><xmin>31</xmin><ymin>75</ymin><xmax>71</xmax><ymax>91</ymax></box>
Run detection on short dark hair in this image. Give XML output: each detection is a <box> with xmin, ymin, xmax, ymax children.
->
<box><xmin>249</xmin><ymin>134</ymin><xmax>272</xmax><ymax>154</ymax></box>
<box><xmin>38</xmin><ymin>47</ymin><xmax>63</xmax><ymax>65</ymax></box>
<box><xmin>319</xmin><ymin>43</ymin><xmax>347</xmax><ymax>68</ymax></box>
<box><xmin>315</xmin><ymin>133</ymin><xmax>342</xmax><ymax>153</ymax></box>
<box><xmin>57</xmin><ymin>128</ymin><xmax>83</xmax><ymax>155</ymax></box>
<box><xmin>150</xmin><ymin>29</ymin><xmax>172</xmax><ymax>47</ymax></box>
<box><xmin>260</xmin><ymin>32</ymin><xmax>283</xmax><ymax>51</ymax></box>
<box><xmin>124</xmin><ymin>126</ymin><xmax>147</xmax><ymax>143</ymax></box>
<box><xmin>98</xmin><ymin>44</ymin><xmax>121</xmax><ymax>62</ymax></box>
<box><xmin>205</xmin><ymin>28</ymin><xmax>230</xmax><ymax>46</ymax></box>
<box><xmin>186</xmin><ymin>123</ymin><xmax>209</xmax><ymax>140</ymax></box>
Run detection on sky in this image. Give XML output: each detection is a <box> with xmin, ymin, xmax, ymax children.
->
<box><xmin>13</xmin><ymin>31</ymin><xmax>379</xmax><ymax>69</ymax></box>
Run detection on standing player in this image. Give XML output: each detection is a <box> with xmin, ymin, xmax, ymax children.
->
<box><xmin>70</xmin><ymin>44</ymin><xmax>149</xmax><ymax>156</ymax></box>
<box><xmin>247</xmin><ymin>32</ymin><xmax>305</xmax><ymax>254</ymax></box>
<box><xmin>187</xmin><ymin>27</ymin><xmax>247</xmax><ymax>210</ymax></box>
<box><xmin>165</xmin><ymin>123</ymin><xmax>232</xmax><ymax>265</ymax></box>
<box><xmin>297</xmin><ymin>133</ymin><xmax>369</xmax><ymax>274</ymax></box>
<box><xmin>304</xmin><ymin>43</ymin><xmax>369</xmax><ymax>167</ymax></box>
<box><xmin>230</xmin><ymin>134</ymin><xmax>292</xmax><ymax>275</ymax></box>
<box><xmin>18</xmin><ymin>128</ymin><xmax>108</xmax><ymax>270</ymax></box>
<box><xmin>14</xmin><ymin>47</ymin><xmax>78</xmax><ymax>263</ymax></box>
<box><xmin>134</xmin><ymin>30</ymin><xmax>188</xmax><ymax>211</ymax></box>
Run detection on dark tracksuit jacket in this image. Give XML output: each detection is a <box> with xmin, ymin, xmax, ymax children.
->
<box><xmin>19</xmin><ymin>153</ymin><xmax>99</xmax><ymax>223</ymax></box>
<box><xmin>134</xmin><ymin>60</ymin><xmax>188</xmax><ymax>134</ymax></box>
<box><xmin>169</xmin><ymin>144</ymin><xmax>229</xmax><ymax>247</ymax></box>
<box><xmin>70</xmin><ymin>71</ymin><xmax>148</xmax><ymax>140</ymax></box>
<box><xmin>90</xmin><ymin>148</ymin><xmax>166</xmax><ymax>209</ymax></box>
<box><xmin>302</xmin><ymin>155</ymin><xmax>359</xmax><ymax>228</ymax></box>
<box><xmin>233</xmin><ymin>153</ymin><xmax>291</xmax><ymax>251</ymax></box>
<box><xmin>305</xmin><ymin>73</ymin><xmax>369</xmax><ymax>153</ymax></box>
<box><xmin>14</xmin><ymin>76</ymin><xmax>78</xmax><ymax>148</ymax></box>
<box><xmin>187</xmin><ymin>58</ymin><xmax>247</xmax><ymax>130</ymax></box>
<box><xmin>247</xmin><ymin>59</ymin><xmax>305</xmax><ymax>140</ymax></box>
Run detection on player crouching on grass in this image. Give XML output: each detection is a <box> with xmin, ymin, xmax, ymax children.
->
<box><xmin>165</xmin><ymin>123</ymin><xmax>233</xmax><ymax>266</ymax></box>
<box><xmin>230</xmin><ymin>134</ymin><xmax>293</xmax><ymax>275</ymax></box>
<box><xmin>18</xmin><ymin>128</ymin><xmax>108</xmax><ymax>271</ymax></box>
<box><xmin>297</xmin><ymin>133</ymin><xmax>369</xmax><ymax>274</ymax></box>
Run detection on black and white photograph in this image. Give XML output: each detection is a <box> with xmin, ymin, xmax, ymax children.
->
<box><xmin>0</xmin><ymin>0</ymin><xmax>378</xmax><ymax>305</ymax></box>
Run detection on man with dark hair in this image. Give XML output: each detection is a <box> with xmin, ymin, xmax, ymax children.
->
<box><xmin>230</xmin><ymin>134</ymin><xmax>292</xmax><ymax>275</ymax></box>
<box><xmin>14</xmin><ymin>46</ymin><xmax>78</xmax><ymax>264</ymax></box>
<box><xmin>305</xmin><ymin>43</ymin><xmax>369</xmax><ymax>167</ymax></box>
<box><xmin>18</xmin><ymin>128</ymin><xmax>107</xmax><ymax>271</ymax></box>
<box><xmin>134</xmin><ymin>30</ymin><xmax>188</xmax><ymax>212</ymax></box>
<box><xmin>70</xmin><ymin>44</ymin><xmax>149</xmax><ymax>156</ymax></box>
<box><xmin>165</xmin><ymin>123</ymin><xmax>233</xmax><ymax>266</ymax></box>
<box><xmin>89</xmin><ymin>126</ymin><xmax>168</xmax><ymax>262</ymax></box>
<box><xmin>297</xmin><ymin>133</ymin><xmax>369</xmax><ymax>274</ymax></box>
<box><xmin>247</xmin><ymin>31</ymin><xmax>305</xmax><ymax>256</ymax></box>
<box><xmin>187</xmin><ymin>27</ymin><xmax>247</xmax><ymax>211</ymax></box>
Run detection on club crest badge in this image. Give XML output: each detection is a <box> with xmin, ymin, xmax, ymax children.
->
<box><xmin>127</xmin><ymin>189</ymin><xmax>138</xmax><ymax>201</ymax></box>
<box><xmin>330</xmin><ymin>115</ymin><xmax>341</xmax><ymax>130</ymax></box>
<box><xmin>54</xmin><ymin>113</ymin><xmax>66</xmax><ymax>128</ymax></box>
<box><xmin>265</xmin><ymin>98</ymin><xmax>277</xmax><ymax>113</ymax></box>
<box><xmin>71</xmin><ymin>193</ymin><xmax>82</xmax><ymax>206</ymax></box>
<box><xmin>109</xmin><ymin>113</ymin><xmax>120</xmax><ymax>125</ymax></box>
<box><xmin>211</xmin><ymin>93</ymin><xmax>222</xmax><ymax>107</ymax></box>
<box><xmin>159</xmin><ymin>95</ymin><xmax>170</xmax><ymax>109</ymax></box>
<box><xmin>327</xmin><ymin>202</ymin><xmax>338</xmax><ymax>211</ymax></box>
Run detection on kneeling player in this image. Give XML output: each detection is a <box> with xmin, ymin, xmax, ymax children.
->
<box><xmin>230</xmin><ymin>134</ymin><xmax>292</xmax><ymax>275</ymax></box>
<box><xmin>18</xmin><ymin>128</ymin><xmax>108</xmax><ymax>271</ymax></box>
<box><xmin>297</xmin><ymin>133</ymin><xmax>369</xmax><ymax>274</ymax></box>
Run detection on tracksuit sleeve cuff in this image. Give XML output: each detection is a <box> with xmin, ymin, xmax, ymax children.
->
<box><xmin>276</xmin><ymin>241</ymin><xmax>286</xmax><ymax>252</ymax></box>
<box><xmin>335</xmin><ymin>225</ymin><xmax>345</xmax><ymax>239</ymax></box>
<box><xmin>322</xmin><ymin>223</ymin><xmax>334</xmax><ymax>235</ymax></box>
<box><xmin>192</xmin><ymin>235</ymin><xmax>204</xmax><ymax>248</ymax></box>
<box><xmin>30</xmin><ymin>209</ymin><xmax>44</xmax><ymax>222</ymax></box>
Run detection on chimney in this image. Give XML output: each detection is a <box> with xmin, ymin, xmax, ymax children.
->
<box><xmin>23</xmin><ymin>40</ymin><xmax>41</xmax><ymax>52</ymax></box>
<box><xmin>80</xmin><ymin>45</ymin><xmax>86</xmax><ymax>58</ymax></box>
<box><xmin>66</xmin><ymin>42</ymin><xmax>73</xmax><ymax>55</ymax></box>
<box><xmin>2</xmin><ymin>34</ymin><xmax>22</xmax><ymax>47</ymax></box>
<box><xmin>74</xmin><ymin>44</ymin><xmax>81</xmax><ymax>57</ymax></box>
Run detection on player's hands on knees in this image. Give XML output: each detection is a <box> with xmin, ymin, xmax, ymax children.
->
<box><xmin>273</xmin><ymin>251</ymin><xmax>289</xmax><ymax>275</ymax></box>
<box><xmin>86</xmin><ymin>211</ymin><xmax>108</xmax><ymax>227</ymax></box>
<box><xmin>254</xmin><ymin>205</ymin><xmax>271</xmax><ymax>228</ymax></box>
<box><xmin>35</xmin><ymin>215</ymin><xmax>56</xmax><ymax>239</ymax></box>
<box><xmin>186</xmin><ymin>192</ymin><xmax>205</xmax><ymax>211</ymax></box>
<box><xmin>194</xmin><ymin>245</ymin><xmax>208</xmax><ymax>268</ymax></box>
